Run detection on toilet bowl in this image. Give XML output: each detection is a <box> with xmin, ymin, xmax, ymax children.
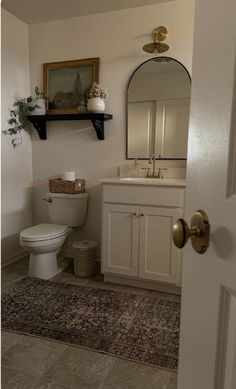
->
<box><xmin>20</xmin><ymin>224</ymin><xmax>70</xmax><ymax>279</ymax></box>
<box><xmin>19</xmin><ymin>192</ymin><xmax>88</xmax><ymax>280</ymax></box>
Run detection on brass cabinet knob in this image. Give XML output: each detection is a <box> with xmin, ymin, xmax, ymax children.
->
<box><xmin>173</xmin><ymin>209</ymin><xmax>210</xmax><ymax>254</ymax></box>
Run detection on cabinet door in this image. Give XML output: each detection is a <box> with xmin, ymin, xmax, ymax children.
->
<box><xmin>139</xmin><ymin>206</ymin><xmax>182</xmax><ymax>285</ymax></box>
<box><xmin>102</xmin><ymin>203</ymin><xmax>139</xmax><ymax>276</ymax></box>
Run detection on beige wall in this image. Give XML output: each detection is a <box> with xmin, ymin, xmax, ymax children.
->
<box><xmin>28</xmin><ymin>0</ymin><xmax>195</xmax><ymax>256</ymax></box>
<box><xmin>1</xmin><ymin>10</ymin><xmax>33</xmax><ymax>265</ymax></box>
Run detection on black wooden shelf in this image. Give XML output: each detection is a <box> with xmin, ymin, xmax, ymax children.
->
<box><xmin>27</xmin><ymin>113</ymin><xmax>113</xmax><ymax>140</ymax></box>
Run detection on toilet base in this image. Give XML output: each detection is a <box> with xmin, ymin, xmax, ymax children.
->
<box><xmin>29</xmin><ymin>252</ymin><xmax>62</xmax><ymax>280</ymax></box>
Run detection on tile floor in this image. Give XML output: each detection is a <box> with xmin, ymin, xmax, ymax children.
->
<box><xmin>1</xmin><ymin>257</ymin><xmax>179</xmax><ymax>389</ymax></box>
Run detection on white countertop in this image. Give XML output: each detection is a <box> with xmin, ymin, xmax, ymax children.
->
<box><xmin>99</xmin><ymin>177</ymin><xmax>186</xmax><ymax>187</ymax></box>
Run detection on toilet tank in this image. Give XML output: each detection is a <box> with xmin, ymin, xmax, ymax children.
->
<box><xmin>47</xmin><ymin>192</ymin><xmax>88</xmax><ymax>227</ymax></box>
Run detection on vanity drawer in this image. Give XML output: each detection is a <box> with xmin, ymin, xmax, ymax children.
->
<box><xmin>102</xmin><ymin>184</ymin><xmax>185</xmax><ymax>207</ymax></box>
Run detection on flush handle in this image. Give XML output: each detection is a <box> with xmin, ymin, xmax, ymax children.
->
<box><xmin>172</xmin><ymin>209</ymin><xmax>210</xmax><ymax>254</ymax></box>
<box><xmin>43</xmin><ymin>197</ymin><xmax>53</xmax><ymax>203</ymax></box>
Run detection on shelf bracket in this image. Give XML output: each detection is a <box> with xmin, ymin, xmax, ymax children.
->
<box><xmin>91</xmin><ymin>119</ymin><xmax>104</xmax><ymax>140</ymax></box>
<box><xmin>30</xmin><ymin>120</ymin><xmax>47</xmax><ymax>140</ymax></box>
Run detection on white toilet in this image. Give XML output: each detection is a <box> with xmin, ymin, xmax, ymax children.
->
<box><xmin>20</xmin><ymin>192</ymin><xmax>88</xmax><ymax>280</ymax></box>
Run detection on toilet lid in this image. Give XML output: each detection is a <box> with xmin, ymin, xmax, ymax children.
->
<box><xmin>20</xmin><ymin>223</ymin><xmax>69</xmax><ymax>241</ymax></box>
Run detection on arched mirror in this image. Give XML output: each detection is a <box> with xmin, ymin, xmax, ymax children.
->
<box><xmin>126</xmin><ymin>57</ymin><xmax>191</xmax><ymax>160</ymax></box>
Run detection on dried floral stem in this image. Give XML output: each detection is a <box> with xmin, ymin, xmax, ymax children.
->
<box><xmin>87</xmin><ymin>82</ymin><xmax>108</xmax><ymax>99</ymax></box>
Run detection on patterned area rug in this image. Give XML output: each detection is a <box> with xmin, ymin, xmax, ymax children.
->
<box><xmin>2</xmin><ymin>277</ymin><xmax>180</xmax><ymax>371</ymax></box>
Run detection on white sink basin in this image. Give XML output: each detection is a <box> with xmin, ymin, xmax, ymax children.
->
<box><xmin>119</xmin><ymin>177</ymin><xmax>186</xmax><ymax>185</ymax></box>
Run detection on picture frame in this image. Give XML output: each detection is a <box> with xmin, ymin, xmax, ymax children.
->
<box><xmin>43</xmin><ymin>58</ymin><xmax>99</xmax><ymax>114</ymax></box>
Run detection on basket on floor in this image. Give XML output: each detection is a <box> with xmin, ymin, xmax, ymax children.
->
<box><xmin>73</xmin><ymin>240</ymin><xmax>97</xmax><ymax>278</ymax></box>
<box><xmin>49</xmin><ymin>178</ymin><xmax>85</xmax><ymax>194</ymax></box>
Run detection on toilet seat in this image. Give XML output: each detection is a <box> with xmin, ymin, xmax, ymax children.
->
<box><xmin>20</xmin><ymin>223</ymin><xmax>69</xmax><ymax>242</ymax></box>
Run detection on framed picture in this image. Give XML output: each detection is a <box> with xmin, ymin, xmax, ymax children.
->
<box><xmin>43</xmin><ymin>58</ymin><xmax>99</xmax><ymax>114</ymax></box>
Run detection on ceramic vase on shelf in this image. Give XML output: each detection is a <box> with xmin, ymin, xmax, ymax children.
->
<box><xmin>28</xmin><ymin>98</ymin><xmax>46</xmax><ymax>116</ymax></box>
<box><xmin>87</xmin><ymin>97</ymin><xmax>105</xmax><ymax>113</ymax></box>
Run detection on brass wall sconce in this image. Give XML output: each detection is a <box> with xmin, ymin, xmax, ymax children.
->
<box><xmin>143</xmin><ymin>26</ymin><xmax>169</xmax><ymax>54</ymax></box>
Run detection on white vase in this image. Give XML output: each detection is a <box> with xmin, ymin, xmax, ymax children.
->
<box><xmin>87</xmin><ymin>98</ymin><xmax>105</xmax><ymax>113</ymax></box>
<box><xmin>28</xmin><ymin>98</ymin><xmax>46</xmax><ymax>116</ymax></box>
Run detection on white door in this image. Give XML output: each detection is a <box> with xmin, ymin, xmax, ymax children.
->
<box><xmin>139</xmin><ymin>206</ymin><xmax>182</xmax><ymax>285</ymax></box>
<box><xmin>178</xmin><ymin>1</ymin><xmax>236</xmax><ymax>388</ymax></box>
<box><xmin>102</xmin><ymin>203</ymin><xmax>139</xmax><ymax>276</ymax></box>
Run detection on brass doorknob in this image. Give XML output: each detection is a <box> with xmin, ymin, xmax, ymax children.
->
<box><xmin>173</xmin><ymin>209</ymin><xmax>210</xmax><ymax>254</ymax></box>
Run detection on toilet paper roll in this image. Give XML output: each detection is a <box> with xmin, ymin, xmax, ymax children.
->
<box><xmin>62</xmin><ymin>171</ymin><xmax>76</xmax><ymax>181</ymax></box>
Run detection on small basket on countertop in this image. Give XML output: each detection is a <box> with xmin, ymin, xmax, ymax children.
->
<box><xmin>49</xmin><ymin>178</ymin><xmax>85</xmax><ymax>194</ymax></box>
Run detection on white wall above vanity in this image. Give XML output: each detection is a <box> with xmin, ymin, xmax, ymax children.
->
<box><xmin>100</xmin><ymin>177</ymin><xmax>185</xmax><ymax>293</ymax></box>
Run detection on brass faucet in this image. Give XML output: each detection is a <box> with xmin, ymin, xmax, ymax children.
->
<box><xmin>149</xmin><ymin>154</ymin><xmax>156</xmax><ymax>177</ymax></box>
<box><xmin>156</xmin><ymin>168</ymin><xmax>166</xmax><ymax>179</ymax></box>
<box><xmin>144</xmin><ymin>154</ymin><xmax>168</xmax><ymax>178</ymax></box>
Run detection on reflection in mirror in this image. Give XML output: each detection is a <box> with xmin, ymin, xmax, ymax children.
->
<box><xmin>127</xmin><ymin>57</ymin><xmax>191</xmax><ymax>160</ymax></box>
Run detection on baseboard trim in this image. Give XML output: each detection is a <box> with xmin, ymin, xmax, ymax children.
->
<box><xmin>1</xmin><ymin>250</ymin><xmax>28</xmax><ymax>269</ymax></box>
<box><xmin>104</xmin><ymin>274</ymin><xmax>181</xmax><ymax>295</ymax></box>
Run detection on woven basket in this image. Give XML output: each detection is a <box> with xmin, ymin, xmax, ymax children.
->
<box><xmin>73</xmin><ymin>240</ymin><xmax>97</xmax><ymax>278</ymax></box>
<box><xmin>49</xmin><ymin>178</ymin><xmax>85</xmax><ymax>194</ymax></box>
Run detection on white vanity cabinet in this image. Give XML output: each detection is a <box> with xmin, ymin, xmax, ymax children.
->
<box><xmin>100</xmin><ymin>179</ymin><xmax>185</xmax><ymax>289</ymax></box>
